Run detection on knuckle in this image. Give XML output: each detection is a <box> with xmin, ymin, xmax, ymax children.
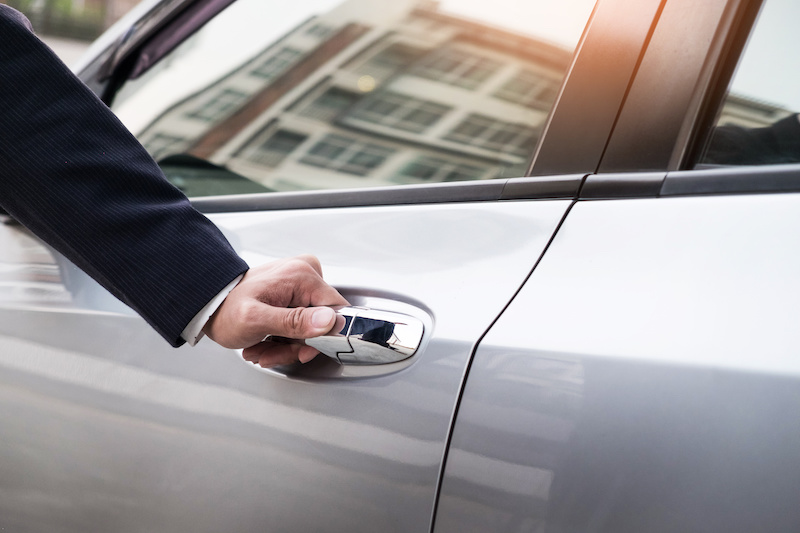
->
<box><xmin>237</xmin><ymin>300</ymin><xmax>262</xmax><ymax>326</ymax></box>
<box><xmin>289</xmin><ymin>256</ymin><xmax>317</xmax><ymax>275</ymax></box>
<box><xmin>298</xmin><ymin>254</ymin><xmax>322</xmax><ymax>271</ymax></box>
<box><xmin>282</xmin><ymin>307</ymin><xmax>307</xmax><ymax>335</ymax></box>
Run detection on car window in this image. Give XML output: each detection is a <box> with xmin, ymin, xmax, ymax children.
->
<box><xmin>111</xmin><ymin>0</ymin><xmax>596</xmax><ymax>196</ymax></box>
<box><xmin>698</xmin><ymin>0</ymin><xmax>800</xmax><ymax>167</ymax></box>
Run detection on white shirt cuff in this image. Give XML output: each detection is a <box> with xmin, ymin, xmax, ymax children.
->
<box><xmin>181</xmin><ymin>274</ymin><xmax>244</xmax><ymax>346</ymax></box>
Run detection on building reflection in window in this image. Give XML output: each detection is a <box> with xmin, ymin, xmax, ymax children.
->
<box><xmin>113</xmin><ymin>0</ymin><xmax>583</xmax><ymax>194</ymax></box>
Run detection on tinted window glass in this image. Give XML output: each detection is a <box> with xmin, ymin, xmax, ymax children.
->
<box><xmin>698</xmin><ymin>0</ymin><xmax>800</xmax><ymax>166</ymax></box>
<box><xmin>112</xmin><ymin>0</ymin><xmax>595</xmax><ymax>195</ymax></box>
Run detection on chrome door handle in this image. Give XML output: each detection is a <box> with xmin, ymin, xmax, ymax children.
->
<box><xmin>305</xmin><ymin>306</ymin><xmax>424</xmax><ymax>365</ymax></box>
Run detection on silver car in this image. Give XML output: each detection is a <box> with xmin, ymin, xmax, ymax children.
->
<box><xmin>2</xmin><ymin>0</ymin><xmax>800</xmax><ymax>530</ymax></box>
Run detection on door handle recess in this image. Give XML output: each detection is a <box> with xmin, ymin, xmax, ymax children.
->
<box><xmin>305</xmin><ymin>306</ymin><xmax>424</xmax><ymax>365</ymax></box>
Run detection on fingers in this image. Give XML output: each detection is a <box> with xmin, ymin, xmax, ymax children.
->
<box><xmin>238</xmin><ymin>256</ymin><xmax>346</xmax><ymax>309</ymax></box>
<box><xmin>257</xmin><ymin>305</ymin><xmax>337</xmax><ymax>340</ymax></box>
<box><xmin>242</xmin><ymin>340</ymin><xmax>320</xmax><ymax>368</ymax></box>
<box><xmin>202</xmin><ymin>254</ymin><xmax>349</xmax><ymax>351</ymax></box>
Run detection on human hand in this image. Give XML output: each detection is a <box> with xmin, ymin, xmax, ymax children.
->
<box><xmin>203</xmin><ymin>255</ymin><xmax>348</xmax><ymax>367</ymax></box>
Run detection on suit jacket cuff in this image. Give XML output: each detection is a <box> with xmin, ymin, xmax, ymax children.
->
<box><xmin>182</xmin><ymin>273</ymin><xmax>245</xmax><ymax>346</ymax></box>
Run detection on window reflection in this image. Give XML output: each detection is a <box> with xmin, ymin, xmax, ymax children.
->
<box><xmin>113</xmin><ymin>0</ymin><xmax>594</xmax><ymax>194</ymax></box>
<box><xmin>0</xmin><ymin>217</ymin><xmax>133</xmax><ymax>314</ymax></box>
<box><xmin>699</xmin><ymin>0</ymin><xmax>800</xmax><ymax>167</ymax></box>
<box><xmin>242</xmin><ymin>130</ymin><xmax>308</xmax><ymax>168</ymax></box>
<box><xmin>250</xmin><ymin>48</ymin><xmax>305</xmax><ymax>80</ymax></box>
<box><xmin>412</xmin><ymin>47</ymin><xmax>502</xmax><ymax>90</ymax></box>
<box><xmin>299</xmin><ymin>134</ymin><xmax>396</xmax><ymax>176</ymax></box>
<box><xmin>186</xmin><ymin>88</ymin><xmax>249</xmax><ymax>122</ymax></box>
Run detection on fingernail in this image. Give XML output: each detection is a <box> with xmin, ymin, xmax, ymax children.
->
<box><xmin>311</xmin><ymin>307</ymin><xmax>335</xmax><ymax>329</ymax></box>
<box><xmin>299</xmin><ymin>346</ymin><xmax>318</xmax><ymax>364</ymax></box>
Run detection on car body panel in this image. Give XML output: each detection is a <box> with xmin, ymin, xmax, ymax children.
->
<box><xmin>436</xmin><ymin>191</ymin><xmax>800</xmax><ymax>532</ymax></box>
<box><xmin>0</xmin><ymin>199</ymin><xmax>570</xmax><ymax>531</ymax></box>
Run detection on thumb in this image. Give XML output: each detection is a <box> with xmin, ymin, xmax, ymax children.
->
<box><xmin>265</xmin><ymin>305</ymin><xmax>337</xmax><ymax>339</ymax></box>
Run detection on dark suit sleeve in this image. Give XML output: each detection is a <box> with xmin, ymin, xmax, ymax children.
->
<box><xmin>0</xmin><ymin>7</ymin><xmax>249</xmax><ymax>347</ymax></box>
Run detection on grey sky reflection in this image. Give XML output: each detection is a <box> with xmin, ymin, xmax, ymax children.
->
<box><xmin>729</xmin><ymin>0</ymin><xmax>800</xmax><ymax>111</ymax></box>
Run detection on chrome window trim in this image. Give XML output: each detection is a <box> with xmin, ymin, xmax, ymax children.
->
<box><xmin>190</xmin><ymin>175</ymin><xmax>585</xmax><ymax>213</ymax></box>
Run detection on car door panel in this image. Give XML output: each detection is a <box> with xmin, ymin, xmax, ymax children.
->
<box><xmin>436</xmin><ymin>191</ymin><xmax>800</xmax><ymax>532</ymax></box>
<box><xmin>0</xmin><ymin>199</ymin><xmax>570</xmax><ymax>531</ymax></box>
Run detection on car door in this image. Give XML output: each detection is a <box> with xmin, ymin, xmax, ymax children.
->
<box><xmin>0</xmin><ymin>0</ymin><xmax>621</xmax><ymax>531</ymax></box>
<box><xmin>435</xmin><ymin>0</ymin><xmax>800</xmax><ymax>531</ymax></box>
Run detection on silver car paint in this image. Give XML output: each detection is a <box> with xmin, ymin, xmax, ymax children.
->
<box><xmin>0</xmin><ymin>200</ymin><xmax>569</xmax><ymax>531</ymax></box>
<box><xmin>436</xmin><ymin>193</ymin><xmax>800</xmax><ymax>532</ymax></box>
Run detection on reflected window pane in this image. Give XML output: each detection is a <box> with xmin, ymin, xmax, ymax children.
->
<box><xmin>185</xmin><ymin>88</ymin><xmax>248</xmax><ymax>122</ymax></box>
<box><xmin>414</xmin><ymin>48</ymin><xmax>502</xmax><ymax>90</ymax></box>
<box><xmin>395</xmin><ymin>156</ymin><xmax>488</xmax><ymax>183</ymax></box>
<box><xmin>145</xmin><ymin>133</ymin><xmax>188</xmax><ymax>160</ymax></box>
<box><xmin>354</xmin><ymin>42</ymin><xmax>426</xmax><ymax>81</ymax></box>
<box><xmin>246</xmin><ymin>130</ymin><xmax>308</xmax><ymax>167</ymax></box>
<box><xmin>307</xmin><ymin>134</ymin><xmax>350</xmax><ymax>159</ymax></box>
<box><xmin>306</xmin><ymin>23</ymin><xmax>332</xmax><ymax>38</ymax></box>
<box><xmin>399</xmin><ymin>158</ymin><xmax>443</xmax><ymax>180</ymax></box>
<box><xmin>251</xmin><ymin>47</ymin><xmax>304</xmax><ymax>79</ymax></box>
<box><xmin>300</xmin><ymin>134</ymin><xmax>395</xmax><ymax>175</ymax></box>
<box><xmin>448</xmin><ymin>115</ymin><xmax>492</xmax><ymax>140</ymax></box>
<box><xmin>444</xmin><ymin>114</ymin><xmax>536</xmax><ymax>156</ymax></box>
<box><xmin>297</xmin><ymin>87</ymin><xmax>360</xmax><ymax>122</ymax></box>
<box><xmin>495</xmin><ymin>69</ymin><xmax>559</xmax><ymax>110</ymax></box>
<box><xmin>348</xmin><ymin>92</ymin><xmax>452</xmax><ymax>133</ymax></box>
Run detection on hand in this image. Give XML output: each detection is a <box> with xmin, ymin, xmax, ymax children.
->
<box><xmin>203</xmin><ymin>255</ymin><xmax>348</xmax><ymax>367</ymax></box>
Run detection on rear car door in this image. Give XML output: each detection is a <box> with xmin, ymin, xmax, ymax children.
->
<box><xmin>0</xmin><ymin>0</ymin><xmax>622</xmax><ymax>531</ymax></box>
<box><xmin>435</xmin><ymin>0</ymin><xmax>800</xmax><ymax>531</ymax></box>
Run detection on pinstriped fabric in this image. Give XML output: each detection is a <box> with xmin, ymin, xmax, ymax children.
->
<box><xmin>0</xmin><ymin>7</ymin><xmax>249</xmax><ymax>346</ymax></box>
